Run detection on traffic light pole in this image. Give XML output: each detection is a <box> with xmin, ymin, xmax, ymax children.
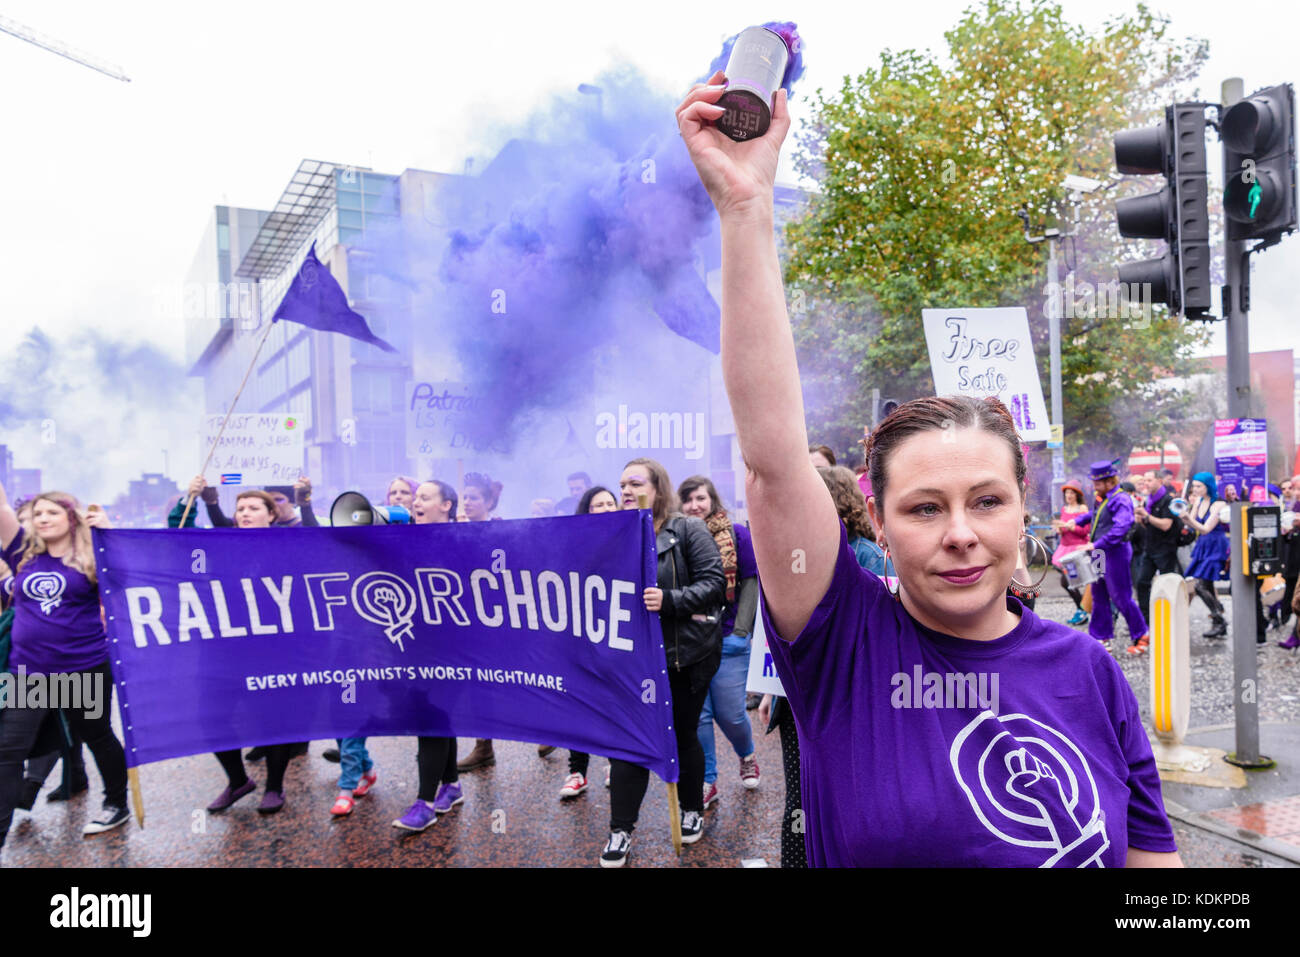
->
<box><xmin>1021</xmin><ymin>215</ymin><xmax>1066</xmax><ymax>517</ymax></box>
<box><xmin>1220</xmin><ymin>77</ymin><xmax>1269</xmax><ymax>769</ymax></box>
<box><xmin>1046</xmin><ymin>236</ymin><xmax>1065</xmax><ymax>518</ymax></box>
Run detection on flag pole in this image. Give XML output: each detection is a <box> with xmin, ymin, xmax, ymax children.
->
<box><xmin>179</xmin><ymin>320</ymin><xmax>276</xmax><ymax>527</ymax></box>
<box><xmin>637</xmin><ymin>490</ymin><xmax>683</xmax><ymax>856</ymax></box>
<box><xmin>127</xmin><ymin>766</ymin><xmax>145</xmax><ymax>827</ymax></box>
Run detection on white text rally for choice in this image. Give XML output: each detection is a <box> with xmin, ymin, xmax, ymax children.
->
<box><xmin>120</xmin><ymin>568</ymin><xmax>640</xmax><ymax>651</ymax></box>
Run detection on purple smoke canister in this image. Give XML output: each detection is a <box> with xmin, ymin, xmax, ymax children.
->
<box><xmin>716</xmin><ymin>26</ymin><xmax>790</xmax><ymax>141</ymax></box>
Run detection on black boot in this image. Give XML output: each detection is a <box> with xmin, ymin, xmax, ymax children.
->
<box><xmin>1203</xmin><ymin>616</ymin><xmax>1227</xmax><ymax>639</ymax></box>
<box><xmin>17</xmin><ymin>780</ymin><xmax>42</xmax><ymax>811</ymax></box>
<box><xmin>48</xmin><ymin>771</ymin><xmax>89</xmax><ymax>801</ymax></box>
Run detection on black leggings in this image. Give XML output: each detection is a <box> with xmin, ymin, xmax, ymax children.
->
<box><xmin>416</xmin><ymin>736</ymin><xmax>458</xmax><ymax>801</ymax></box>
<box><xmin>609</xmin><ymin>650</ymin><xmax>718</xmax><ymax>833</ymax></box>
<box><xmin>1058</xmin><ymin>571</ymin><xmax>1085</xmax><ymax>611</ymax></box>
<box><xmin>776</xmin><ymin>701</ymin><xmax>806</xmax><ymax>869</ymax></box>
<box><xmin>0</xmin><ymin>662</ymin><xmax>127</xmax><ymax>848</ymax></box>
<box><xmin>569</xmin><ymin>750</ymin><xmax>590</xmax><ymax>776</ymax></box>
<box><xmin>214</xmin><ymin>744</ymin><xmax>292</xmax><ymax>793</ymax></box>
<box><xmin>1191</xmin><ymin>578</ymin><xmax>1225</xmax><ymax>619</ymax></box>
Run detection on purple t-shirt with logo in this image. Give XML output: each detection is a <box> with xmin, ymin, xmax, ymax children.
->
<box><xmin>763</xmin><ymin>523</ymin><xmax>1176</xmax><ymax>867</ymax></box>
<box><xmin>7</xmin><ymin>530</ymin><xmax>109</xmax><ymax>674</ymax></box>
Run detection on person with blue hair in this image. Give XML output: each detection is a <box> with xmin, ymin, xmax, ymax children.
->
<box><xmin>1181</xmin><ymin>471</ymin><xmax>1229</xmax><ymax>639</ymax></box>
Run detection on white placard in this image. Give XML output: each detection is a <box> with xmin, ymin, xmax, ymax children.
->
<box><xmin>745</xmin><ymin>598</ymin><xmax>787</xmax><ymax>697</ymax></box>
<box><xmin>921</xmin><ymin>308</ymin><xmax>1050</xmax><ymax>442</ymax></box>
<box><xmin>200</xmin><ymin>412</ymin><xmax>310</xmax><ymax>486</ymax></box>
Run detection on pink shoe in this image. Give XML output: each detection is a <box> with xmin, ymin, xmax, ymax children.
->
<box><xmin>330</xmin><ymin>793</ymin><xmax>355</xmax><ymax>816</ymax></box>
<box><xmin>352</xmin><ymin>769</ymin><xmax>377</xmax><ymax>798</ymax></box>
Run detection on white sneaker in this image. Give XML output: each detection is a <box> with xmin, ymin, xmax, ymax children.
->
<box><xmin>601</xmin><ymin>830</ymin><xmax>632</xmax><ymax>867</ymax></box>
<box><xmin>740</xmin><ymin>754</ymin><xmax>761</xmax><ymax>789</ymax></box>
<box><xmin>560</xmin><ymin>772</ymin><xmax>588</xmax><ymax>798</ymax></box>
<box><xmin>84</xmin><ymin>803</ymin><xmax>129</xmax><ymax>835</ymax></box>
<box><xmin>681</xmin><ymin>810</ymin><xmax>703</xmax><ymax>844</ymax></box>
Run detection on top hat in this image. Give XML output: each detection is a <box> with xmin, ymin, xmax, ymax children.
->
<box><xmin>1088</xmin><ymin>460</ymin><xmax>1118</xmax><ymax>481</ymax></box>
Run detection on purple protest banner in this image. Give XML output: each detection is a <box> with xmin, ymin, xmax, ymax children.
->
<box><xmin>94</xmin><ymin>510</ymin><xmax>679</xmax><ymax>780</ymax></box>
<box><xmin>1213</xmin><ymin>418</ymin><xmax>1268</xmax><ymax>501</ymax></box>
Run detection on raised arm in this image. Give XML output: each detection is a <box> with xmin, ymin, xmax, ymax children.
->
<box><xmin>0</xmin><ymin>477</ymin><xmax>18</xmax><ymax>550</ymax></box>
<box><xmin>677</xmin><ymin>75</ymin><xmax>839</xmax><ymax>640</ymax></box>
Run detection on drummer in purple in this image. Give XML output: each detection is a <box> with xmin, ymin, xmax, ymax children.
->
<box><xmin>1074</xmin><ymin>460</ymin><xmax>1150</xmax><ymax>655</ymax></box>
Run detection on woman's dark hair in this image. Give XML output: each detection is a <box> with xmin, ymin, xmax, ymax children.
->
<box><xmin>423</xmin><ymin>479</ymin><xmax>458</xmax><ymax>518</ymax></box>
<box><xmin>576</xmin><ymin>485</ymin><xmax>616</xmax><ymax>515</ymax></box>
<box><xmin>676</xmin><ymin>474</ymin><xmax>724</xmax><ymax>517</ymax></box>
<box><xmin>464</xmin><ymin>472</ymin><xmax>503</xmax><ymax>511</ymax></box>
<box><xmin>865</xmin><ymin>395</ymin><xmax>1027</xmax><ymax>510</ymax></box>
<box><xmin>818</xmin><ymin>466</ymin><xmax>874</xmax><ymax>540</ymax></box>
<box><xmin>809</xmin><ymin>444</ymin><xmax>836</xmax><ymax>466</ymax></box>
<box><xmin>624</xmin><ymin>457</ymin><xmax>677</xmax><ymax>529</ymax></box>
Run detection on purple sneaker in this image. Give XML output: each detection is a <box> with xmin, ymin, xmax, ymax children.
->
<box><xmin>392</xmin><ymin>800</ymin><xmax>437</xmax><ymax>832</ymax></box>
<box><xmin>207</xmin><ymin>778</ymin><xmax>256</xmax><ymax>812</ymax></box>
<box><xmin>432</xmin><ymin>782</ymin><xmax>464</xmax><ymax>814</ymax></box>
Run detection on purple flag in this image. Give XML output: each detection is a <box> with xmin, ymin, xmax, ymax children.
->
<box><xmin>272</xmin><ymin>242</ymin><xmax>397</xmax><ymax>353</ymax></box>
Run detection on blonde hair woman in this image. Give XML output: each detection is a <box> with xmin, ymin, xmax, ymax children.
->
<box><xmin>0</xmin><ymin>484</ymin><xmax>130</xmax><ymax>848</ymax></box>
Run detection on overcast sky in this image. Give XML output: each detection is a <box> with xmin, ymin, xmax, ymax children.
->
<box><xmin>1</xmin><ymin>0</ymin><xmax>1297</xmax><ymax>497</ymax></box>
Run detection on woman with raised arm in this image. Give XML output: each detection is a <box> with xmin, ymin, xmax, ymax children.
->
<box><xmin>676</xmin><ymin>73</ymin><xmax>1180</xmax><ymax>867</ymax></box>
<box><xmin>0</xmin><ymin>485</ymin><xmax>130</xmax><ymax>853</ymax></box>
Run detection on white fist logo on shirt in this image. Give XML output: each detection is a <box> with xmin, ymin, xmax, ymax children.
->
<box><xmin>23</xmin><ymin>571</ymin><xmax>67</xmax><ymax>615</ymax></box>
<box><xmin>950</xmin><ymin>711</ymin><xmax>1110</xmax><ymax>867</ymax></box>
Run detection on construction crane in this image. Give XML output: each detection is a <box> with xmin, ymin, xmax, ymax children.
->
<box><xmin>0</xmin><ymin>13</ymin><xmax>130</xmax><ymax>82</ymax></box>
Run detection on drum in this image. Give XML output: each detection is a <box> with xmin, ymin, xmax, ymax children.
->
<box><xmin>1060</xmin><ymin>548</ymin><xmax>1104</xmax><ymax>587</ymax></box>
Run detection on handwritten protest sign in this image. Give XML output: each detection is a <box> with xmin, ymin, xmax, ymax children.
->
<box><xmin>199</xmin><ymin>412</ymin><xmax>309</xmax><ymax>485</ymax></box>
<box><xmin>922</xmin><ymin>308</ymin><xmax>1049</xmax><ymax>442</ymax></box>
<box><xmin>406</xmin><ymin>381</ymin><xmax>509</xmax><ymax>457</ymax></box>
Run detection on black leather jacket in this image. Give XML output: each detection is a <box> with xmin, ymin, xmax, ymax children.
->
<box><xmin>656</xmin><ymin>515</ymin><xmax>725</xmax><ymax>670</ymax></box>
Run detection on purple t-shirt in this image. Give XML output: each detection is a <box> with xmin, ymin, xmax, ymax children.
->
<box><xmin>721</xmin><ymin>523</ymin><xmax>759</xmax><ymax>636</ymax></box>
<box><xmin>764</xmin><ymin>523</ymin><xmax>1176</xmax><ymax>867</ymax></box>
<box><xmin>8</xmin><ymin>530</ymin><xmax>109</xmax><ymax>674</ymax></box>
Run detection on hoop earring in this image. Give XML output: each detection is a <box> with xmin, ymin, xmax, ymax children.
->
<box><xmin>1009</xmin><ymin>532</ymin><xmax>1050</xmax><ymax>592</ymax></box>
<box><xmin>880</xmin><ymin>543</ymin><xmax>899</xmax><ymax>596</ymax></box>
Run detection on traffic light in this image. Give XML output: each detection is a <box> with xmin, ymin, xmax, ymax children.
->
<box><xmin>1222</xmin><ymin>84</ymin><xmax>1297</xmax><ymax>241</ymax></box>
<box><xmin>1113</xmin><ymin>103</ymin><xmax>1212</xmax><ymax>319</ymax></box>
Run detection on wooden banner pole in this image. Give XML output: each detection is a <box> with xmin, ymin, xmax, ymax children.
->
<box><xmin>178</xmin><ymin>320</ymin><xmax>276</xmax><ymax>528</ymax></box>
<box><xmin>127</xmin><ymin>766</ymin><xmax>144</xmax><ymax>827</ymax></box>
<box><xmin>667</xmin><ymin>781</ymin><xmax>683</xmax><ymax>856</ymax></box>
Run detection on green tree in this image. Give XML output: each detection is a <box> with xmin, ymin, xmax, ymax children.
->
<box><xmin>783</xmin><ymin>0</ymin><xmax>1213</xmax><ymax>488</ymax></box>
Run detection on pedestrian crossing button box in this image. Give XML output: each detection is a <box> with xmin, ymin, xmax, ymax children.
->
<box><xmin>1244</xmin><ymin>504</ymin><xmax>1282</xmax><ymax>576</ymax></box>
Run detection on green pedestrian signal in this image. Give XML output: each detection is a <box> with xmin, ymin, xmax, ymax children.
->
<box><xmin>1222</xmin><ymin>84</ymin><xmax>1297</xmax><ymax>240</ymax></box>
